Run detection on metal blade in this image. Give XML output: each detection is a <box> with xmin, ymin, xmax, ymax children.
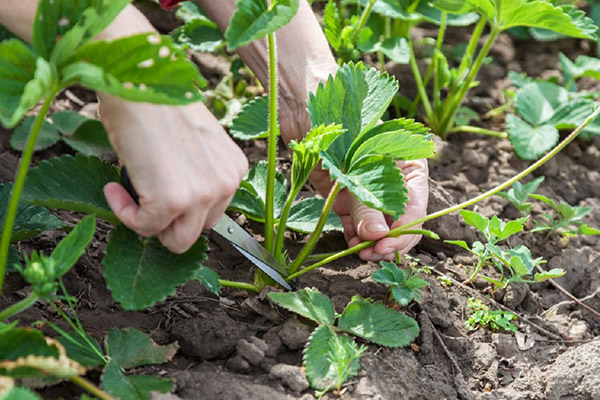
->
<box><xmin>213</xmin><ymin>215</ymin><xmax>291</xmax><ymax>290</ymax></box>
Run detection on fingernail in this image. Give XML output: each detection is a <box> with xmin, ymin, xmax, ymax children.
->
<box><xmin>365</xmin><ymin>222</ymin><xmax>388</xmax><ymax>233</ymax></box>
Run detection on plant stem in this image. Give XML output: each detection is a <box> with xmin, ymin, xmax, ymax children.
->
<box><xmin>287</xmin><ymin>107</ymin><xmax>600</xmax><ymax>281</ymax></box>
<box><xmin>264</xmin><ymin>32</ymin><xmax>278</xmax><ymax>254</ymax></box>
<box><xmin>0</xmin><ymin>90</ymin><xmax>57</xmax><ymax>297</ymax></box>
<box><xmin>449</xmin><ymin>125</ymin><xmax>508</xmax><ymax>138</ymax></box>
<box><xmin>408</xmin><ymin>36</ymin><xmax>434</xmax><ymax>123</ymax></box>
<box><xmin>287</xmin><ymin>182</ymin><xmax>341</xmax><ymax>275</ymax></box>
<box><xmin>274</xmin><ymin>186</ymin><xmax>301</xmax><ymax>262</ymax></box>
<box><xmin>0</xmin><ymin>292</ymin><xmax>39</xmax><ymax>321</ymax></box>
<box><xmin>438</xmin><ymin>27</ymin><xmax>500</xmax><ymax>136</ymax></box>
<box><xmin>351</xmin><ymin>0</ymin><xmax>376</xmax><ymax>45</ymax></box>
<box><xmin>219</xmin><ymin>279</ymin><xmax>260</xmax><ymax>293</ymax></box>
<box><xmin>69</xmin><ymin>376</ymin><xmax>115</xmax><ymax>400</ymax></box>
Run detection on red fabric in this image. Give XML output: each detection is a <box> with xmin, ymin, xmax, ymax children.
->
<box><xmin>159</xmin><ymin>0</ymin><xmax>181</xmax><ymax>10</ymax></box>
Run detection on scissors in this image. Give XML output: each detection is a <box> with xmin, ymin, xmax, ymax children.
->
<box><xmin>120</xmin><ymin>167</ymin><xmax>291</xmax><ymax>290</ymax></box>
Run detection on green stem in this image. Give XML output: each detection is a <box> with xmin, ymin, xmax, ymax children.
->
<box><xmin>448</xmin><ymin>125</ymin><xmax>508</xmax><ymax>138</ymax></box>
<box><xmin>287</xmin><ymin>182</ymin><xmax>341</xmax><ymax>275</ymax></box>
<box><xmin>287</xmin><ymin>107</ymin><xmax>600</xmax><ymax>281</ymax></box>
<box><xmin>351</xmin><ymin>0</ymin><xmax>376</xmax><ymax>45</ymax></box>
<box><xmin>438</xmin><ymin>26</ymin><xmax>500</xmax><ymax>136</ymax></box>
<box><xmin>69</xmin><ymin>376</ymin><xmax>115</xmax><ymax>400</ymax></box>
<box><xmin>264</xmin><ymin>32</ymin><xmax>278</xmax><ymax>254</ymax></box>
<box><xmin>0</xmin><ymin>293</ymin><xmax>39</xmax><ymax>321</ymax></box>
<box><xmin>0</xmin><ymin>90</ymin><xmax>57</xmax><ymax>297</ymax></box>
<box><xmin>219</xmin><ymin>279</ymin><xmax>260</xmax><ymax>293</ymax></box>
<box><xmin>274</xmin><ymin>187</ymin><xmax>300</xmax><ymax>262</ymax></box>
<box><xmin>408</xmin><ymin>36</ymin><xmax>434</xmax><ymax>123</ymax></box>
<box><xmin>414</xmin><ymin>12</ymin><xmax>447</xmax><ymax>112</ymax></box>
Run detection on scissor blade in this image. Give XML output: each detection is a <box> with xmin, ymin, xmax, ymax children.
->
<box><xmin>213</xmin><ymin>215</ymin><xmax>291</xmax><ymax>290</ymax></box>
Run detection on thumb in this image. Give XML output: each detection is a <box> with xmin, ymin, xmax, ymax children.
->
<box><xmin>350</xmin><ymin>196</ymin><xmax>389</xmax><ymax>241</ymax></box>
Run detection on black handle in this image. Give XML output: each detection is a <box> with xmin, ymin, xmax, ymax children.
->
<box><xmin>120</xmin><ymin>167</ymin><xmax>140</xmax><ymax>205</ymax></box>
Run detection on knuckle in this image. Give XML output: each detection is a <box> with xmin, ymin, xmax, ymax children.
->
<box><xmin>163</xmin><ymin>193</ymin><xmax>192</xmax><ymax>214</ymax></box>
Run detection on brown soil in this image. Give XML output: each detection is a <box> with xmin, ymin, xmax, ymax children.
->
<box><xmin>1</xmin><ymin>11</ymin><xmax>600</xmax><ymax>400</ymax></box>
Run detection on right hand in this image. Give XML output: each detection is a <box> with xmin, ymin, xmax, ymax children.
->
<box><xmin>100</xmin><ymin>95</ymin><xmax>248</xmax><ymax>254</ymax></box>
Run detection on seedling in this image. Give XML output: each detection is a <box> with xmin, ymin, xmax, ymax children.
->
<box><xmin>499</xmin><ymin>176</ymin><xmax>545</xmax><ymax>218</ymax></box>
<box><xmin>268</xmin><ymin>288</ymin><xmax>419</xmax><ymax>397</ymax></box>
<box><xmin>530</xmin><ymin>194</ymin><xmax>600</xmax><ymax>237</ymax></box>
<box><xmin>464</xmin><ymin>298</ymin><xmax>517</xmax><ymax>333</ymax></box>
<box><xmin>372</xmin><ymin>261</ymin><xmax>429</xmax><ymax>306</ymax></box>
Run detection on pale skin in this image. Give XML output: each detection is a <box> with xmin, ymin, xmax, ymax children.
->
<box><xmin>0</xmin><ymin>1</ymin><xmax>429</xmax><ymax>261</ymax></box>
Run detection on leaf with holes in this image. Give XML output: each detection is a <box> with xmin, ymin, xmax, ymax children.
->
<box><xmin>225</xmin><ymin>0</ymin><xmax>300</xmax><ymax>50</ymax></box>
<box><xmin>22</xmin><ymin>154</ymin><xmax>120</xmax><ymax>223</ymax></box>
<box><xmin>62</xmin><ymin>33</ymin><xmax>206</xmax><ymax>105</ymax></box>
<box><xmin>337</xmin><ymin>297</ymin><xmax>419</xmax><ymax>347</ymax></box>
<box><xmin>102</xmin><ymin>226</ymin><xmax>208</xmax><ymax>310</ymax></box>
<box><xmin>269</xmin><ymin>288</ymin><xmax>335</xmax><ymax>326</ymax></box>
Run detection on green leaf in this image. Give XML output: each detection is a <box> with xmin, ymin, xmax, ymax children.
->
<box><xmin>432</xmin><ymin>0</ymin><xmax>495</xmax><ymax>19</ymax></box>
<box><xmin>22</xmin><ymin>154</ymin><xmax>120</xmax><ymax>223</ymax></box>
<box><xmin>11</xmin><ymin>117</ymin><xmax>61</xmax><ymax>151</ymax></box>
<box><xmin>349</xmin><ymin>127</ymin><xmax>435</xmax><ymax>166</ymax></box>
<box><xmin>308</xmin><ymin>62</ymin><xmax>398</xmax><ymax>168</ymax></box>
<box><xmin>495</xmin><ymin>219</ymin><xmax>524</xmax><ymax>241</ymax></box>
<box><xmin>103</xmin><ymin>226</ymin><xmax>208</xmax><ymax>310</ymax></box>
<box><xmin>229</xmin><ymin>96</ymin><xmax>271</xmax><ymax>140</ymax></box>
<box><xmin>445</xmin><ymin>240</ymin><xmax>471</xmax><ymax>251</ymax></box>
<box><xmin>578</xmin><ymin>224</ymin><xmax>600</xmax><ymax>235</ymax></box>
<box><xmin>501</xmin><ymin>2</ymin><xmax>596</xmax><ymax>39</ymax></box>
<box><xmin>171</xmin><ymin>18</ymin><xmax>225</xmax><ymax>52</ymax></box>
<box><xmin>372</xmin><ymin>261</ymin><xmax>406</xmax><ymax>287</ymax></box>
<box><xmin>506</xmin><ymin>114</ymin><xmax>558</xmax><ymax>160</ymax></box>
<box><xmin>286</xmin><ymin>198</ymin><xmax>343</xmax><ymax>233</ymax></box>
<box><xmin>529</xmin><ymin>193</ymin><xmax>558</xmax><ymax>209</ymax></box>
<box><xmin>0</xmin><ymin>39</ymin><xmax>55</xmax><ymax>129</ymax></box>
<box><xmin>51</xmin><ymin>215</ymin><xmax>95</xmax><ymax>278</ymax></box>
<box><xmin>63</xmin><ymin>120</ymin><xmax>113</xmax><ymax>156</ymax></box>
<box><xmin>52</xmin><ymin>110</ymin><xmax>89</xmax><ymax>135</ymax></box>
<box><xmin>1</xmin><ymin>183</ymin><xmax>65</xmax><ymax>243</ymax></box>
<box><xmin>33</xmin><ymin>0</ymin><xmax>129</xmax><ymax>62</ymax></box>
<box><xmin>101</xmin><ymin>361</ymin><xmax>172</xmax><ymax>400</ymax></box>
<box><xmin>534</xmin><ymin>268</ymin><xmax>566</xmax><ymax>282</ymax></box>
<box><xmin>105</xmin><ymin>328</ymin><xmax>178</xmax><ymax>369</ymax></box>
<box><xmin>289</xmin><ymin>124</ymin><xmax>345</xmax><ymax>192</ymax></box>
<box><xmin>63</xmin><ymin>33</ymin><xmax>206</xmax><ymax>105</ymax></box>
<box><xmin>460</xmin><ymin>209</ymin><xmax>488</xmax><ymax>233</ymax></box>
<box><xmin>2</xmin><ymin>386</ymin><xmax>42</xmax><ymax>400</ymax></box>
<box><xmin>229</xmin><ymin>161</ymin><xmax>287</xmax><ymax>222</ymax></box>
<box><xmin>57</xmin><ymin>331</ymin><xmax>105</xmax><ymax>368</ymax></box>
<box><xmin>225</xmin><ymin>0</ymin><xmax>300</xmax><ymax>50</ymax></box>
<box><xmin>338</xmin><ymin>297</ymin><xmax>419</xmax><ymax>347</ymax></box>
<box><xmin>195</xmin><ymin>265</ymin><xmax>222</xmax><ymax>295</ymax></box>
<box><xmin>0</xmin><ymin>328</ymin><xmax>84</xmax><ymax>379</ymax></box>
<box><xmin>559</xmin><ymin>53</ymin><xmax>600</xmax><ymax>86</ymax></box>
<box><xmin>515</xmin><ymin>81</ymin><xmax>568</xmax><ymax>126</ymax></box>
<box><xmin>322</xmin><ymin>152</ymin><xmax>408</xmax><ymax>219</ymax></box>
<box><xmin>303</xmin><ymin>325</ymin><xmax>365</xmax><ymax>391</ymax></box>
<box><xmin>323</xmin><ymin>0</ymin><xmax>342</xmax><ymax>51</ymax></box>
<box><xmin>381</xmin><ymin>37</ymin><xmax>409</xmax><ymax>64</ymax></box>
<box><xmin>268</xmin><ymin>287</ymin><xmax>335</xmax><ymax>326</ymax></box>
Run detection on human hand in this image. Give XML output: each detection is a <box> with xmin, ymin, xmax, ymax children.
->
<box><xmin>100</xmin><ymin>96</ymin><xmax>248</xmax><ymax>253</ymax></box>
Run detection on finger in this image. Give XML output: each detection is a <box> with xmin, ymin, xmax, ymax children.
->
<box><xmin>339</xmin><ymin>215</ymin><xmax>355</xmax><ymax>243</ymax></box>
<box><xmin>204</xmin><ymin>192</ymin><xmax>235</xmax><ymax>229</ymax></box>
<box><xmin>350</xmin><ymin>197</ymin><xmax>389</xmax><ymax>241</ymax></box>
<box><xmin>357</xmin><ymin>247</ymin><xmax>383</xmax><ymax>262</ymax></box>
<box><xmin>157</xmin><ymin>211</ymin><xmax>205</xmax><ymax>254</ymax></box>
<box><xmin>104</xmin><ymin>182</ymin><xmax>173</xmax><ymax>237</ymax></box>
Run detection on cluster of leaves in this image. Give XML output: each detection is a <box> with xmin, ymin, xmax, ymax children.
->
<box><xmin>500</xmin><ymin>176</ymin><xmax>600</xmax><ymax>237</ymax></box>
<box><xmin>371</xmin><ymin>261</ymin><xmax>429</xmax><ymax>306</ymax></box>
<box><xmin>506</xmin><ymin>56</ymin><xmax>600</xmax><ymax>160</ymax></box>
<box><xmin>268</xmin><ymin>288</ymin><xmax>419</xmax><ymax>396</ymax></box>
<box><xmin>447</xmin><ymin>210</ymin><xmax>565</xmax><ymax>288</ymax></box>
<box><xmin>464</xmin><ymin>298</ymin><xmax>518</xmax><ymax>332</ymax></box>
<box><xmin>11</xmin><ymin>110</ymin><xmax>111</xmax><ymax>156</ymax></box>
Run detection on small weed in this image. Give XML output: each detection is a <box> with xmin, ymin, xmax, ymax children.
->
<box><xmin>465</xmin><ymin>298</ymin><xmax>518</xmax><ymax>333</ymax></box>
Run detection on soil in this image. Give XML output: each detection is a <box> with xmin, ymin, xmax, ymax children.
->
<box><xmin>2</xmin><ymin>8</ymin><xmax>600</xmax><ymax>400</ymax></box>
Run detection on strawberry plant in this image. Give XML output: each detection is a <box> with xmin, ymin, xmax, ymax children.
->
<box><xmin>371</xmin><ymin>261</ymin><xmax>429</xmax><ymax>306</ymax></box>
<box><xmin>499</xmin><ymin>176</ymin><xmax>545</xmax><ymax>217</ymax></box>
<box><xmin>529</xmin><ymin>193</ymin><xmax>600</xmax><ymax>237</ymax></box>
<box><xmin>268</xmin><ymin>288</ymin><xmax>419</xmax><ymax>397</ymax></box>
<box><xmin>464</xmin><ymin>298</ymin><xmax>517</xmax><ymax>332</ymax></box>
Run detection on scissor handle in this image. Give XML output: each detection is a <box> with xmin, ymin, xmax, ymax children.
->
<box><xmin>120</xmin><ymin>167</ymin><xmax>140</xmax><ymax>205</ymax></box>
